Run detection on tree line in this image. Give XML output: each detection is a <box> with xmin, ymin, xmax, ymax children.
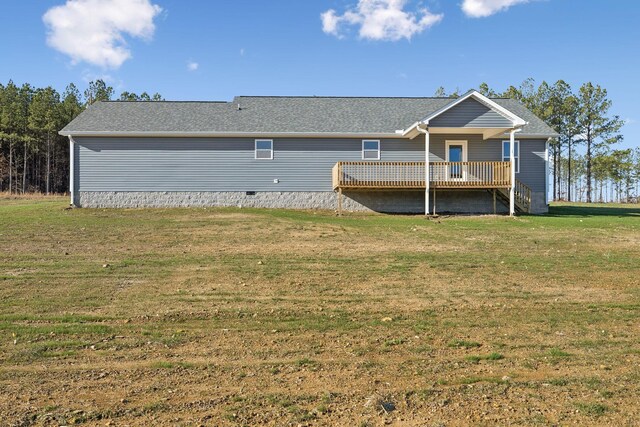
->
<box><xmin>555</xmin><ymin>149</ymin><xmax>639</xmax><ymax>203</ymax></box>
<box><xmin>1</xmin><ymin>77</ymin><xmax>636</xmax><ymax>203</ymax></box>
<box><xmin>0</xmin><ymin>79</ymin><xmax>161</xmax><ymax>194</ymax></box>
<box><xmin>436</xmin><ymin>79</ymin><xmax>635</xmax><ymax>203</ymax></box>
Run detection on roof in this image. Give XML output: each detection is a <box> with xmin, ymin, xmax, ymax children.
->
<box><xmin>60</xmin><ymin>95</ymin><xmax>558</xmax><ymax>138</ymax></box>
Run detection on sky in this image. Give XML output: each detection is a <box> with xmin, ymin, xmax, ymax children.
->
<box><xmin>0</xmin><ymin>0</ymin><xmax>638</xmax><ymax>149</ymax></box>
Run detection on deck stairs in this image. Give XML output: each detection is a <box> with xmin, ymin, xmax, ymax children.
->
<box><xmin>493</xmin><ymin>179</ymin><xmax>532</xmax><ymax>213</ymax></box>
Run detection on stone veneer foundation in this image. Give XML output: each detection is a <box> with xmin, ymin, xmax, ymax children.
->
<box><xmin>77</xmin><ymin>190</ymin><xmax>547</xmax><ymax>214</ymax></box>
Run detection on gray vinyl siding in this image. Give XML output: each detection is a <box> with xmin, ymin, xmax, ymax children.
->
<box><xmin>512</xmin><ymin>138</ymin><xmax>546</xmax><ymax>193</ymax></box>
<box><xmin>75</xmin><ymin>137</ymin><xmax>424</xmax><ymax>192</ymax></box>
<box><xmin>428</xmin><ymin>135</ymin><xmax>546</xmax><ymax>192</ymax></box>
<box><xmin>429</xmin><ymin>98</ymin><xmax>513</xmax><ymax>128</ymax></box>
<box><xmin>74</xmin><ymin>136</ymin><xmax>546</xmax><ymax>194</ymax></box>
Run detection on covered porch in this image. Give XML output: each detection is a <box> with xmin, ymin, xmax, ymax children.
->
<box><xmin>332</xmin><ymin>161</ymin><xmax>532</xmax><ymax>214</ymax></box>
<box><xmin>389</xmin><ymin>90</ymin><xmax>529</xmax><ymax>216</ymax></box>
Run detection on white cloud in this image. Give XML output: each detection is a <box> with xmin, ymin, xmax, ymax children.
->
<box><xmin>187</xmin><ymin>61</ymin><xmax>199</xmax><ymax>71</ymax></box>
<box><xmin>321</xmin><ymin>10</ymin><xmax>342</xmax><ymax>36</ymax></box>
<box><xmin>321</xmin><ymin>0</ymin><xmax>443</xmax><ymax>41</ymax></box>
<box><xmin>43</xmin><ymin>0</ymin><xmax>162</xmax><ymax>69</ymax></box>
<box><xmin>461</xmin><ymin>0</ymin><xmax>530</xmax><ymax>18</ymax></box>
<box><xmin>240</xmin><ymin>48</ymin><xmax>245</xmax><ymax>56</ymax></box>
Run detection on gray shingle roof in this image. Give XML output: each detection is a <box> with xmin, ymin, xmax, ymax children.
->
<box><xmin>60</xmin><ymin>96</ymin><xmax>557</xmax><ymax>137</ymax></box>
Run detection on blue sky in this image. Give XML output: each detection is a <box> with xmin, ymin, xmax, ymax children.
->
<box><xmin>0</xmin><ymin>0</ymin><xmax>637</xmax><ymax>149</ymax></box>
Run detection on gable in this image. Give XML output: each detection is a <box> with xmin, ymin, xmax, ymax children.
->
<box><xmin>429</xmin><ymin>98</ymin><xmax>513</xmax><ymax>128</ymax></box>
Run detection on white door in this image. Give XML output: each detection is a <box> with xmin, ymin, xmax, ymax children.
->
<box><xmin>446</xmin><ymin>140</ymin><xmax>468</xmax><ymax>181</ymax></box>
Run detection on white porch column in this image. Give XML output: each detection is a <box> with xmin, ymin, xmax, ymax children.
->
<box><xmin>509</xmin><ymin>129</ymin><xmax>516</xmax><ymax>216</ymax></box>
<box><xmin>69</xmin><ymin>136</ymin><xmax>75</xmax><ymax>206</ymax></box>
<box><xmin>425</xmin><ymin>129</ymin><xmax>430</xmax><ymax>216</ymax></box>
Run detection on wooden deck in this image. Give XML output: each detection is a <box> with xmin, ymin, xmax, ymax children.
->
<box><xmin>332</xmin><ymin>161</ymin><xmax>512</xmax><ymax>190</ymax></box>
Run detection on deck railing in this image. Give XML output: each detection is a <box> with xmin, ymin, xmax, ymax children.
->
<box><xmin>430</xmin><ymin>161</ymin><xmax>511</xmax><ymax>188</ymax></box>
<box><xmin>332</xmin><ymin>161</ymin><xmax>511</xmax><ymax>190</ymax></box>
<box><xmin>514</xmin><ymin>179</ymin><xmax>532</xmax><ymax>212</ymax></box>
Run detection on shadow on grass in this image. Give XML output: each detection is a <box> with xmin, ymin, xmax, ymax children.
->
<box><xmin>547</xmin><ymin>203</ymin><xmax>640</xmax><ymax>218</ymax></box>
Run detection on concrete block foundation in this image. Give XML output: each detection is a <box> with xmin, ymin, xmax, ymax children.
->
<box><xmin>77</xmin><ymin>190</ymin><xmax>547</xmax><ymax>214</ymax></box>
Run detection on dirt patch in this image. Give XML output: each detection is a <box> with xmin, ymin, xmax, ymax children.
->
<box><xmin>1</xmin><ymin>199</ymin><xmax>639</xmax><ymax>425</ymax></box>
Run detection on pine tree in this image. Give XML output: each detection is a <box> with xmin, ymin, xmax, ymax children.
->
<box><xmin>84</xmin><ymin>80</ymin><xmax>114</xmax><ymax>105</ymax></box>
<box><xmin>28</xmin><ymin>87</ymin><xmax>60</xmax><ymax>194</ymax></box>
<box><xmin>575</xmin><ymin>83</ymin><xmax>624</xmax><ymax>202</ymax></box>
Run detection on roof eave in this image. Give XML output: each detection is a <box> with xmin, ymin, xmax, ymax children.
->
<box><xmin>59</xmin><ymin>130</ymin><xmax>405</xmax><ymax>138</ymax></box>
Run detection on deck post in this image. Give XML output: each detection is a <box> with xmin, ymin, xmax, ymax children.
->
<box><xmin>424</xmin><ymin>129</ymin><xmax>430</xmax><ymax>216</ymax></box>
<box><xmin>433</xmin><ymin>187</ymin><xmax>436</xmax><ymax>215</ymax></box>
<box><xmin>509</xmin><ymin>129</ymin><xmax>516</xmax><ymax>216</ymax></box>
<box><xmin>338</xmin><ymin>187</ymin><xmax>343</xmax><ymax>216</ymax></box>
<box><xmin>493</xmin><ymin>189</ymin><xmax>496</xmax><ymax>214</ymax></box>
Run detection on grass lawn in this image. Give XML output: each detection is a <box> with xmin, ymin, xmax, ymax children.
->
<box><xmin>0</xmin><ymin>196</ymin><xmax>639</xmax><ymax>425</ymax></box>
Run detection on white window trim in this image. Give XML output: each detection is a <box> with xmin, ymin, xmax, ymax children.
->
<box><xmin>362</xmin><ymin>139</ymin><xmax>380</xmax><ymax>160</ymax></box>
<box><xmin>502</xmin><ymin>140</ymin><xmax>520</xmax><ymax>173</ymax></box>
<box><xmin>255</xmin><ymin>139</ymin><xmax>273</xmax><ymax>160</ymax></box>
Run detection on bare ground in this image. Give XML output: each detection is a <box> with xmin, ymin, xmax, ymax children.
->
<box><xmin>0</xmin><ymin>198</ymin><xmax>639</xmax><ymax>426</ymax></box>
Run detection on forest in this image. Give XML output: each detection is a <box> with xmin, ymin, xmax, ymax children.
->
<box><xmin>0</xmin><ymin>79</ymin><xmax>161</xmax><ymax>195</ymax></box>
<box><xmin>0</xmin><ymin>78</ymin><xmax>637</xmax><ymax>203</ymax></box>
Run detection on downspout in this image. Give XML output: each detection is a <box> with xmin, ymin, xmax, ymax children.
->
<box><xmin>69</xmin><ymin>136</ymin><xmax>75</xmax><ymax>207</ymax></box>
<box><xmin>508</xmin><ymin>127</ymin><xmax>523</xmax><ymax>216</ymax></box>
<box><xmin>509</xmin><ymin>129</ymin><xmax>516</xmax><ymax>216</ymax></box>
<box><xmin>545</xmin><ymin>137</ymin><xmax>551</xmax><ymax>208</ymax></box>
<box><xmin>415</xmin><ymin>124</ymin><xmax>430</xmax><ymax>215</ymax></box>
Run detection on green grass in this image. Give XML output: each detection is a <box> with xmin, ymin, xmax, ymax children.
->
<box><xmin>384</xmin><ymin>338</ymin><xmax>406</xmax><ymax>347</ymax></box>
<box><xmin>574</xmin><ymin>402</ymin><xmax>610</xmax><ymax>417</ymax></box>
<box><xmin>548</xmin><ymin>348</ymin><xmax>572</xmax><ymax>358</ymax></box>
<box><xmin>150</xmin><ymin>361</ymin><xmax>175</xmax><ymax>369</ymax></box>
<box><xmin>465</xmin><ymin>352</ymin><xmax>504</xmax><ymax>363</ymax></box>
<box><xmin>1</xmin><ymin>197</ymin><xmax>639</xmax><ymax>424</ymax></box>
<box><xmin>295</xmin><ymin>357</ymin><xmax>319</xmax><ymax>368</ymax></box>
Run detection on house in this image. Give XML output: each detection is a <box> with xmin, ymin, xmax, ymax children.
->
<box><xmin>59</xmin><ymin>90</ymin><xmax>558</xmax><ymax>215</ymax></box>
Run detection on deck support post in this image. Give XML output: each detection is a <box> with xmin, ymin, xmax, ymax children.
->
<box><xmin>493</xmin><ymin>189</ymin><xmax>497</xmax><ymax>214</ymax></box>
<box><xmin>433</xmin><ymin>187</ymin><xmax>436</xmax><ymax>215</ymax></box>
<box><xmin>337</xmin><ymin>187</ymin><xmax>343</xmax><ymax>216</ymax></box>
<box><xmin>509</xmin><ymin>129</ymin><xmax>516</xmax><ymax>216</ymax></box>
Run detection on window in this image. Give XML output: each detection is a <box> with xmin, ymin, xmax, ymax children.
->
<box><xmin>502</xmin><ymin>140</ymin><xmax>520</xmax><ymax>173</ymax></box>
<box><xmin>362</xmin><ymin>140</ymin><xmax>380</xmax><ymax>160</ymax></box>
<box><xmin>255</xmin><ymin>139</ymin><xmax>273</xmax><ymax>159</ymax></box>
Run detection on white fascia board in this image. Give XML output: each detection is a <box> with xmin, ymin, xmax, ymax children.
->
<box><xmin>401</xmin><ymin>120</ymin><xmax>423</xmax><ymax>137</ymax></box>
<box><xmin>470</xmin><ymin>93</ymin><xmax>527</xmax><ymax>127</ymax></box>
<box><xmin>420</xmin><ymin>89</ymin><xmax>476</xmax><ymax>123</ymax></box>
<box><xmin>58</xmin><ymin>131</ymin><xmax>404</xmax><ymax>139</ymax></box>
<box><xmin>400</xmin><ymin>122</ymin><xmax>423</xmax><ymax>138</ymax></box>
<box><xmin>489</xmin><ymin>132</ymin><xmax>560</xmax><ymax>139</ymax></box>
<box><xmin>421</xmin><ymin>90</ymin><xmax>527</xmax><ymax>127</ymax></box>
